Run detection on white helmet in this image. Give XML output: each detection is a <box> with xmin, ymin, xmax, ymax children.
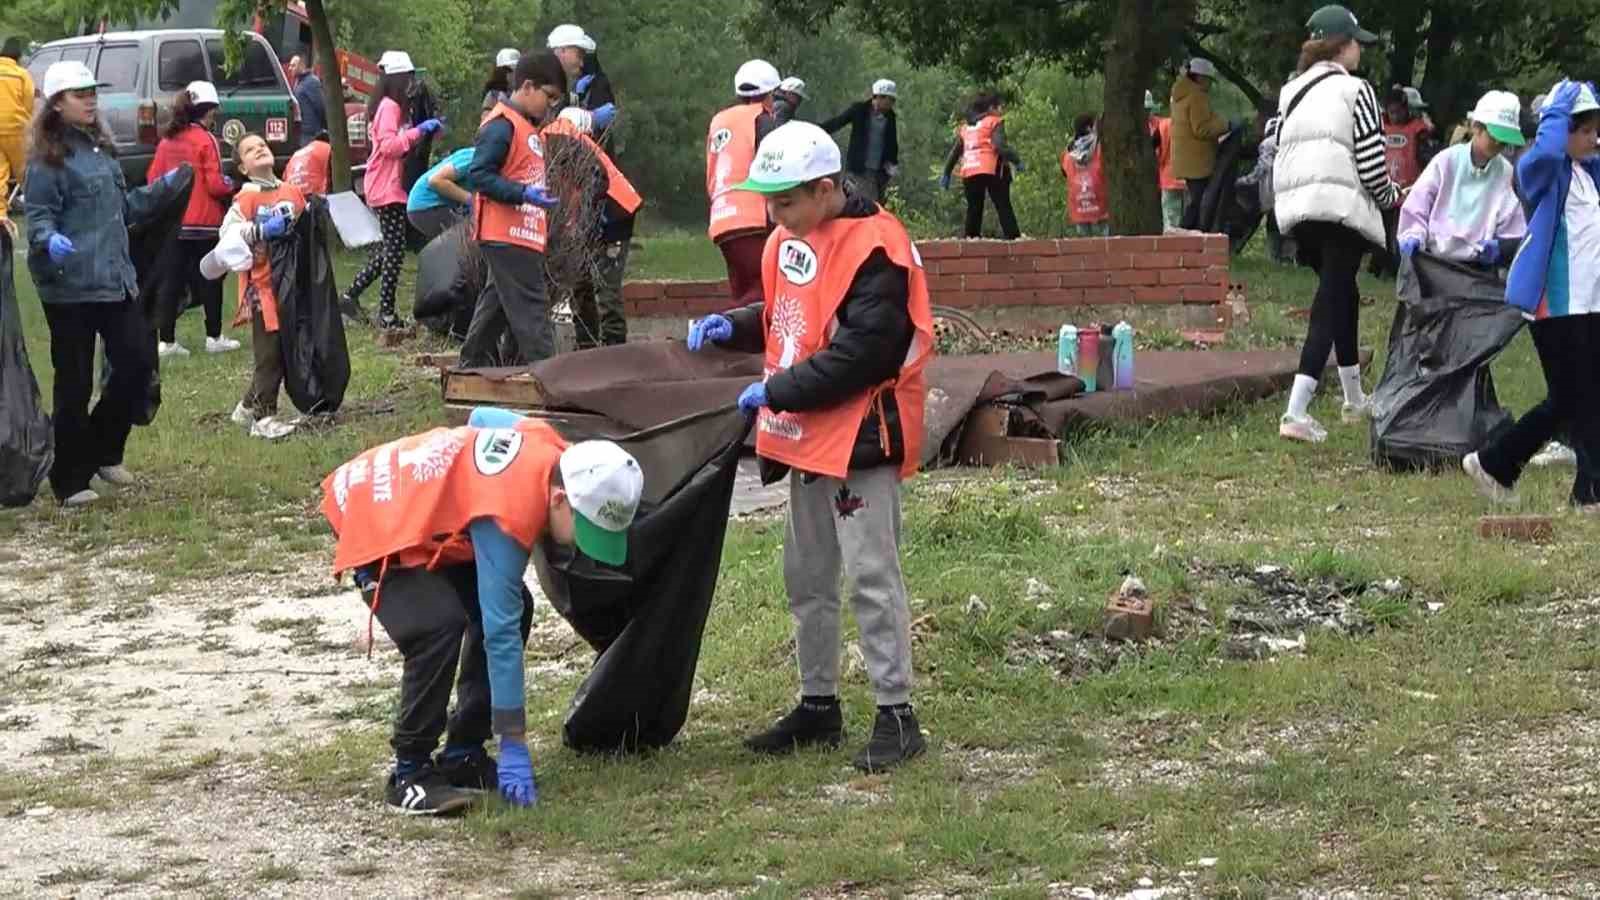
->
<box><xmin>495</xmin><ymin>48</ymin><xmax>520</xmax><ymax>69</ymax></box>
<box><xmin>377</xmin><ymin>50</ymin><xmax>415</xmax><ymax>75</ymax></box>
<box><xmin>734</xmin><ymin>59</ymin><xmax>781</xmax><ymax>98</ymax></box>
<box><xmin>185</xmin><ymin>80</ymin><xmax>220</xmax><ymax>107</ymax></box>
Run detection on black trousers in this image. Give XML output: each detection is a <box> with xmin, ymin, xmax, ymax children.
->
<box><xmin>41</xmin><ymin>298</ymin><xmax>156</xmax><ymax>500</ymax></box>
<box><xmin>157</xmin><ymin>237</ymin><xmax>224</xmax><ymax>342</ymax></box>
<box><xmin>1181</xmin><ymin>177</ymin><xmax>1212</xmax><ymax>230</ymax></box>
<box><xmin>1368</xmin><ymin>208</ymin><xmax>1402</xmax><ymax>278</ymax></box>
<box><xmin>460</xmin><ymin>244</ymin><xmax>553</xmax><ymax>368</ymax></box>
<box><xmin>962</xmin><ymin>172</ymin><xmax>1020</xmax><ymax>239</ymax></box>
<box><xmin>1478</xmin><ymin>314</ymin><xmax>1600</xmax><ymax>505</ymax></box>
<box><xmin>370</xmin><ymin>563</ymin><xmax>535</xmax><ymax>763</ymax></box>
<box><xmin>408</xmin><ymin>207</ymin><xmax>463</xmax><ymax>242</ymax></box>
<box><xmin>572</xmin><ymin>238</ymin><xmax>631</xmax><ymax>349</ymax></box>
<box><xmin>1293</xmin><ymin>221</ymin><xmax>1367</xmax><ymax>379</ymax></box>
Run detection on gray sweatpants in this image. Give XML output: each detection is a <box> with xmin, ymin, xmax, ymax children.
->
<box><xmin>784</xmin><ymin>466</ymin><xmax>913</xmax><ymax>706</ymax></box>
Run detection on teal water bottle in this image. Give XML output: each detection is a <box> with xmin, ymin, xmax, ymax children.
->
<box><xmin>1057</xmin><ymin>325</ymin><xmax>1078</xmax><ymax>377</ymax></box>
<box><xmin>1112</xmin><ymin>321</ymin><xmax>1135</xmax><ymax>390</ymax></box>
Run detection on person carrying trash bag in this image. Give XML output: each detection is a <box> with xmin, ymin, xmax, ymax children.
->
<box><xmin>0</xmin><ymin>226</ymin><xmax>52</xmax><ymax>509</ymax></box>
<box><xmin>1396</xmin><ymin>90</ymin><xmax>1527</xmax><ymax>266</ymax></box>
<box><xmin>320</xmin><ymin>408</ymin><xmax>641</xmax><ymax>815</ymax></box>
<box><xmin>687</xmin><ymin>121</ymin><xmax>935</xmax><ymax>772</ymax></box>
<box><xmin>1463</xmin><ymin>79</ymin><xmax>1600</xmax><ymax>510</ymax></box>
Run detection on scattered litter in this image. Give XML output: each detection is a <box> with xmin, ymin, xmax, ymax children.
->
<box><xmin>1224</xmin><ymin>632</ymin><xmax>1307</xmax><ymax>660</ymax></box>
<box><xmin>1198</xmin><ymin>857</ymin><xmax>1218</xmax><ymax>868</ymax></box>
<box><xmin>1070</xmin><ymin>889</ymin><xmax>1097</xmax><ymax>899</ymax></box>
<box><xmin>24</xmin><ymin>806</ymin><xmax>54</xmax><ymax>818</ymax></box>
<box><xmin>1036</xmin><ymin>603</ymin><xmax>1055</xmax><ymax>612</ymax></box>
<box><xmin>964</xmin><ymin>595</ymin><xmax>989</xmax><ymax>616</ymax></box>
<box><xmin>1426</xmin><ymin>602</ymin><xmax>1445</xmax><ymax>613</ymax></box>
<box><xmin>1026</xmin><ymin>578</ymin><xmax>1054</xmax><ymax>601</ymax></box>
<box><xmin>1400</xmin><ymin>689</ymin><xmax>1440</xmax><ymax>702</ymax></box>
<box><xmin>1378</xmin><ymin>578</ymin><xmax>1405</xmax><ymax>595</ymax></box>
<box><xmin>1137</xmin><ymin>877</ymin><xmax>1155</xmax><ymax>888</ymax></box>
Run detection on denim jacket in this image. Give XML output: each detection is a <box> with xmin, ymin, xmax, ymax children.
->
<box><xmin>24</xmin><ymin>127</ymin><xmax>169</xmax><ymax>305</ymax></box>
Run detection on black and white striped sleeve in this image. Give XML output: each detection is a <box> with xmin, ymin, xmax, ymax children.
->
<box><xmin>1351</xmin><ymin>80</ymin><xmax>1400</xmax><ymax>208</ymax></box>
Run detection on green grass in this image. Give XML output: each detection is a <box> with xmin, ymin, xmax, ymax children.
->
<box><xmin>5</xmin><ymin>230</ymin><xmax>1599</xmax><ymax>895</ymax></box>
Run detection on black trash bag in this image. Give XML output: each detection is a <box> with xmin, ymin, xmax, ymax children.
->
<box><xmin>1370</xmin><ymin>253</ymin><xmax>1527</xmax><ymax>470</ymax></box>
<box><xmin>1197</xmin><ymin>129</ymin><xmax>1263</xmax><ymax>255</ymax></box>
<box><xmin>531</xmin><ymin>406</ymin><xmax>751</xmax><ymax>753</ymax></box>
<box><xmin>0</xmin><ymin>230</ymin><xmax>52</xmax><ymax>508</ymax></box>
<box><xmin>269</xmin><ymin>196</ymin><xmax>351</xmax><ymax>415</ymax></box>
<box><xmin>413</xmin><ymin>221</ymin><xmax>482</xmax><ymax>338</ymax></box>
<box><xmin>125</xmin><ymin>164</ymin><xmax>196</xmax><ymax>426</ymax></box>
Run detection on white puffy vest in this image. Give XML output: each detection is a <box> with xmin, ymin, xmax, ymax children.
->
<box><xmin>1272</xmin><ymin>64</ymin><xmax>1385</xmax><ymax>247</ymax></box>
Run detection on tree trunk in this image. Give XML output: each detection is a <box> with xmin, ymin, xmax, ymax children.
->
<box><xmin>1105</xmin><ymin>0</ymin><xmax>1195</xmax><ymax>236</ymax></box>
<box><xmin>1384</xmin><ymin>4</ymin><xmax>1425</xmax><ymax>91</ymax></box>
<box><xmin>304</xmin><ymin>0</ymin><xmax>351</xmax><ymax>192</ymax></box>
<box><xmin>1418</xmin><ymin>7</ymin><xmax>1464</xmax><ymax>131</ymax></box>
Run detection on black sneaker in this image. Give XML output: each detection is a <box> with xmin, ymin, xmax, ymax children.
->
<box><xmin>743</xmin><ymin>701</ymin><xmax>844</xmax><ymax>755</ymax></box>
<box><xmin>376</xmin><ymin>309</ymin><xmax>410</xmax><ymax>331</ymax></box>
<box><xmin>434</xmin><ymin>749</ymin><xmax>497</xmax><ymax>793</ymax></box>
<box><xmin>851</xmin><ymin>706</ymin><xmax>926</xmax><ymax>773</ymax></box>
<box><xmin>339</xmin><ymin>294</ymin><xmax>368</xmax><ymax>325</ymax></box>
<box><xmin>384</xmin><ymin>765</ymin><xmax>477</xmax><ymax>816</ymax></box>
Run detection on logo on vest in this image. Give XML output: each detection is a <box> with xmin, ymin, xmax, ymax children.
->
<box><xmin>399</xmin><ymin>431</ymin><xmax>465</xmax><ymax>483</ymax></box>
<box><xmin>1384</xmin><ymin>133</ymin><xmax>1409</xmax><ymax>148</ymax></box>
<box><xmin>758</xmin><ymin>410</ymin><xmax>803</xmax><ymax>441</ymax></box>
<box><xmin>770</xmin><ymin>294</ymin><xmax>808</xmax><ymax>368</ymax></box>
<box><xmin>527</xmin><ymin>134</ymin><xmax>544</xmax><ymax>156</ymax></box>
<box><xmin>473</xmin><ymin>429</ymin><xmax>524</xmax><ymax>476</ymax></box>
<box><xmin>778</xmin><ymin>239</ymin><xmax>818</xmax><ymax>286</ymax></box>
<box><xmin>709</xmin><ymin>128</ymin><xmax>733</xmax><ymax>154</ymax></box>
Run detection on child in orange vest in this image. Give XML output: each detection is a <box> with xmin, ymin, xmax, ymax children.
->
<box><xmin>322</xmin><ymin>408</ymin><xmax>642</xmax><ymax>815</ymax></box>
<box><xmin>203</xmin><ymin>133</ymin><xmax>306</xmax><ymax>440</ymax></box>
<box><xmin>1062</xmin><ymin>113</ymin><xmax>1109</xmax><ymax>236</ymax></box>
<box><xmin>687</xmin><ymin>122</ymin><xmax>935</xmax><ymax>772</ymax></box>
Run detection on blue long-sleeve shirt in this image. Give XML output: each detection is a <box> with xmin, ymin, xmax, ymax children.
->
<box><xmin>466</xmin><ymin>406</ymin><xmax>536</xmax><ymax>734</ymax></box>
<box><xmin>1507</xmin><ymin>82</ymin><xmax>1600</xmax><ymax>317</ymax></box>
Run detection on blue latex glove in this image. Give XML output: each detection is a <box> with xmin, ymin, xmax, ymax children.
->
<box><xmin>1398</xmin><ymin>237</ymin><xmax>1422</xmax><ymax>258</ymax></box>
<box><xmin>938</xmin><ymin>173</ymin><xmax>952</xmax><ymax>191</ymax></box>
<box><xmin>591</xmin><ymin>103</ymin><xmax>617</xmax><ymax>130</ymax></box>
<box><xmin>1476</xmin><ymin>239</ymin><xmax>1501</xmax><ymax>265</ymax></box>
<box><xmin>575</xmin><ymin>74</ymin><xmax>595</xmax><ymax>95</ymax></box>
<box><xmin>523</xmin><ymin>185</ymin><xmax>560</xmax><ymax>209</ymax></box>
<box><xmin>687</xmin><ymin>314</ymin><xmax>733</xmax><ymax>351</ymax></box>
<box><xmin>46</xmin><ymin>233</ymin><xmax>75</xmax><ymax>264</ymax></box>
<box><xmin>418</xmin><ymin>118</ymin><xmax>444</xmax><ymax>136</ymax></box>
<box><xmin>261</xmin><ymin>213</ymin><xmax>290</xmax><ymax>241</ymax></box>
<box><xmin>497</xmin><ymin>736</ymin><xmax>537</xmax><ymax>807</ymax></box>
<box><xmin>1550</xmin><ymin>80</ymin><xmax>1582</xmax><ymax>114</ymax></box>
<box><xmin>737</xmin><ymin>381</ymin><xmax>768</xmax><ymax>416</ymax></box>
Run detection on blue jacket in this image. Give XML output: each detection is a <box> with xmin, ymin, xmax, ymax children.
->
<box><xmin>294</xmin><ymin>73</ymin><xmax>328</xmax><ymax>146</ymax></box>
<box><xmin>25</xmin><ymin>128</ymin><xmax>170</xmax><ymax>305</ymax></box>
<box><xmin>1506</xmin><ymin>82</ymin><xmax>1600</xmax><ymax>316</ymax></box>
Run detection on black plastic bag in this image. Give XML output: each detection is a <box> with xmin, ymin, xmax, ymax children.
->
<box><xmin>0</xmin><ymin>230</ymin><xmax>52</xmax><ymax>508</ymax></box>
<box><xmin>1371</xmin><ymin>253</ymin><xmax>1526</xmax><ymax>470</ymax></box>
<box><xmin>1197</xmin><ymin>129</ymin><xmax>1263</xmax><ymax>255</ymax></box>
<box><xmin>413</xmin><ymin>221</ymin><xmax>480</xmax><ymax>338</ymax></box>
<box><xmin>125</xmin><ymin>164</ymin><xmax>196</xmax><ymax>426</ymax></box>
<box><xmin>531</xmin><ymin>406</ymin><xmax>750</xmax><ymax>753</ymax></box>
<box><xmin>268</xmin><ymin>196</ymin><xmax>350</xmax><ymax>415</ymax></box>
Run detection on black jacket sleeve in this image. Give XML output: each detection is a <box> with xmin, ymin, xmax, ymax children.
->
<box><xmin>885</xmin><ymin>113</ymin><xmax>899</xmax><ymax>167</ymax></box>
<box><xmin>943</xmin><ymin>138</ymin><xmax>962</xmax><ymax>179</ymax></box>
<box><xmin>723</xmin><ymin>301</ymin><xmax>768</xmax><ymax>354</ymax></box>
<box><xmin>581</xmin><ymin>72</ymin><xmax>616</xmax><ymax>110</ymax></box>
<box><xmin>819</xmin><ymin>102</ymin><xmax>863</xmax><ymax>134</ymax></box>
<box><xmin>462</xmin><ymin>119</ymin><xmax>527</xmax><ymax>206</ymax></box>
<box><xmin>755</xmin><ymin>110</ymin><xmax>779</xmax><ymax>147</ymax></box>
<box><xmin>992</xmin><ymin>122</ymin><xmax>1022</xmax><ymax>165</ymax></box>
<box><xmin>765</xmin><ymin>250</ymin><xmax>912</xmax><ymax>413</ymax></box>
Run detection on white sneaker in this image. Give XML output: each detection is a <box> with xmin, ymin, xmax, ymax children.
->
<box><xmin>1341</xmin><ymin>398</ymin><xmax>1374</xmax><ymax>424</ymax></box>
<box><xmin>231</xmin><ymin>402</ymin><xmax>256</xmax><ymax>427</ymax></box>
<box><xmin>158</xmin><ymin>341</ymin><xmax>190</xmax><ymax>359</ymax></box>
<box><xmin>1463</xmin><ymin>452</ymin><xmax>1518</xmax><ymax>504</ymax></box>
<box><xmin>96</xmin><ymin>465</ymin><xmax>136</xmax><ymax>487</ymax></box>
<box><xmin>250</xmin><ymin>417</ymin><xmax>297</xmax><ymax>440</ymax></box>
<box><xmin>206</xmin><ymin>335</ymin><xmax>242</xmax><ymax>354</ymax></box>
<box><xmin>63</xmin><ymin>489</ymin><xmax>100</xmax><ymax>507</ymax></box>
<box><xmin>1530</xmin><ymin>442</ymin><xmax>1578</xmax><ymax>468</ymax></box>
<box><xmin>1279</xmin><ymin>413</ymin><xmax>1328</xmax><ymax>444</ymax></box>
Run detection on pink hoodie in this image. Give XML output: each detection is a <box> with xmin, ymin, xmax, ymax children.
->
<box><xmin>362</xmin><ymin>97</ymin><xmax>421</xmax><ymax>207</ymax></box>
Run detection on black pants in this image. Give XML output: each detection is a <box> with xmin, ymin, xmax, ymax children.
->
<box><xmin>1368</xmin><ymin>208</ymin><xmax>1401</xmax><ymax>278</ymax></box>
<box><xmin>370</xmin><ymin>563</ymin><xmax>535</xmax><ymax>764</ymax></box>
<box><xmin>346</xmin><ymin>202</ymin><xmax>408</xmax><ymax>314</ymax></box>
<box><xmin>460</xmin><ymin>244</ymin><xmax>553</xmax><ymax>367</ymax></box>
<box><xmin>962</xmin><ymin>172</ymin><xmax>1020</xmax><ymax>239</ymax></box>
<box><xmin>1181</xmin><ymin>177</ymin><xmax>1212</xmax><ymax>230</ymax></box>
<box><xmin>41</xmin><ymin>298</ymin><xmax>156</xmax><ymax>500</ymax></box>
<box><xmin>572</xmin><ymin>238</ymin><xmax>631</xmax><ymax>349</ymax></box>
<box><xmin>156</xmin><ymin>237</ymin><xmax>224</xmax><ymax>342</ymax></box>
<box><xmin>408</xmin><ymin>207</ymin><xmax>463</xmax><ymax>242</ymax></box>
<box><xmin>1478</xmin><ymin>315</ymin><xmax>1600</xmax><ymax>504</ymax></box>
<box><xmin>1294</xmin><ymin>221</ymin><xmax>1367</xmax><ymax>379</ymax></box>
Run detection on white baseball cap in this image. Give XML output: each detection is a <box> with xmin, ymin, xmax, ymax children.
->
<box><xmin>42</xmin><ymin>60</ymin><xmax>103</xmax><ymax>99</ymax></box>
<box><xmin>495</xmin><ymin>48</ymin><xmax>520</xmax><ymax>69</ymax></box>
<box><xmin>778</xmin><ymin>76</ymin><xmax>808</xmax><ymax>99</ymax></box>
<box><xmin>1185</xmin><ymin>58</ymin><xmax>1216</xmax><ymax>78</ymax></box>
<box><xmin>1468</xmin><ymin>90</ymin><xmax>1527</xmax><ymax>147</ymax></box>
<box><xmin>547</xmin><ymin>24</ymin><xmax>596</xmax><ymax>52</ymax></box>
<box><xmin>377</xmin><ymin>50</ymin><xmax>414</xmax><ymax>75</ymax></box>
<box><xmin>185</xmin><ymin>80</ymin><xmax>219</xmax><ymax>107</ymax></box>
<box><xmin>736</xmin><ymin>121</ymin><xmax>842</xmax><ymax>194</ymax></box>
<box><xmin>1401</xmin><ymin>86</ymin><xmax>1429</xmax><ymax>110</ymax></box>
<box><xmin>872</xmin><ymin>78</ymin><xmax>897</xmax><ymax>98</ymax></box>
<box><xmin>559</xmin><ymin>440</ymin><xmax>643</xmax><ymax>566</ymax></box>
<box><xmin>1558</xmin><ymin>80</ymin><xmax>1600</xmax><ymax>116</ymax></box>
<box><xmin>734</xmin><ymin>59</ymin><xmax>781</xmax><ymax>98</ymax></box>
<box><xmin>557</xmin><ymin>106</ymin><xmax>594</xmax><ymax>134</ymax></box>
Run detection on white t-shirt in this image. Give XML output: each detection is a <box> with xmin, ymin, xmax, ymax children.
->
<box><xmin>1562</xmin><ymin>163</ymin><xmax>1600</xmax><ymax>317</ymax></box>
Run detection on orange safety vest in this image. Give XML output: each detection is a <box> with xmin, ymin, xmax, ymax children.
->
<box><xmin>542</xmin><ymin>117</ymin><xmax>642</xmax><ymax>215</ymax></box>
<box><xmin>958</xmin><ymin>114</ymin><xmax>1002</xmax><ymax>178</ymax></box>
<box><xmin>706</xmin><ymin>103</ymin><xmax>769</xmax><ymax>241</ymax></box>
<box><xmin>1061</xmin><ymin>146</ymin><xmax>1108</xmax><ymax>225</ymax></box>
<box><xmin>230</xmin><ymin>183</ymin><xmax>309</xmax><ymax>333</ymax></box>
<box><xmin>321</xmin><ymin>417</ymin><xmax>566</xmax><ymax>575</ymax></box>
<box><xmin>284</xmin><ymin>141</ymin><xmax>331</xmax><ymax>196</ymax></box>
<box><xmin>472</xmin><ymin>102</ymin><xmax>550</xmax><ymax>253</ymax></box>
<box><xmin>1150</xmin><ymin>116</ymin><xmax>1183</xmax><ymax>191</ymax></box>
<box><xmin>755</xmin><ymin>212</ymin><xmax>935</xmax><ymax>481</ymax></box>
<box><xmin>1383</xmin><ymin>118</ymin><xmax>1432</xmax><ymax>189</ymax></box>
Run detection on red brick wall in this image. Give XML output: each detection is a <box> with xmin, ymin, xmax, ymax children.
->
<box><xmin>621</xmin><ymin>234</ymin><xmax>1231</xmax><ymax>323</ymax></box>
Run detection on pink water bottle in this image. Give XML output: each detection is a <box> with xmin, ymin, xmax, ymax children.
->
<box><xmin>1078</xmin><ymin>328</ymin><xmax>1100</xmax><ymax>393</ymax></box>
